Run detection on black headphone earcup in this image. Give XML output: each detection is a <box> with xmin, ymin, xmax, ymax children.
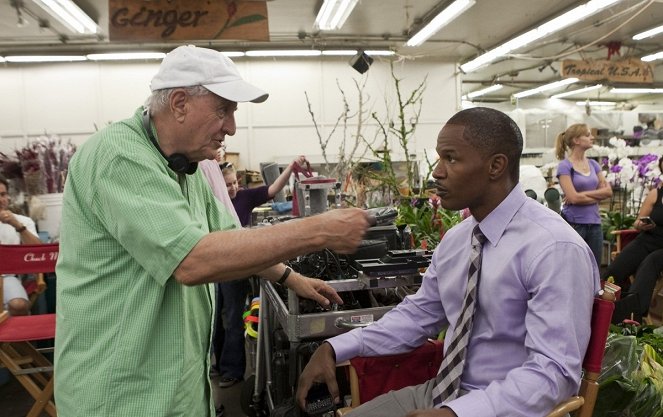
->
<box><xmin>167</xmin><ymin>154</ymin><xmax>192</xmax><ymax>174</ymax></box>
<box><xmin>185</xmin><ymin>162</ymin><xmax>198</xmax><ymax>175</ymax></box>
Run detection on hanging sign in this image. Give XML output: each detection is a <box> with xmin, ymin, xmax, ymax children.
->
<box><xmin>108</xmin><ymin>0</ymin><xmax>269</xmax><ymax>42</ymax></box>
<box><xmin>561</xmin><ymin>58</ymin><xmax>653</xmax><ymax>83</ymax></box>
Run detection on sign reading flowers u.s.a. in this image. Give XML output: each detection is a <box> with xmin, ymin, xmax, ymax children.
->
<box><xmin>109</xmin><ymin>0</ymin><xmax>268</xmax><ymax>41</ymax></box>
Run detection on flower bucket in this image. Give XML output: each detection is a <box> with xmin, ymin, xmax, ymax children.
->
<box><xmin>35</xmin><ymin>192</ymin><xmax>64</xmax><ymax>241</ymax></box>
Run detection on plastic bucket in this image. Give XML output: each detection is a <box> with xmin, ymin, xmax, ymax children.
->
<box><xmin>36</xmin><ymin>192</ymin><xmax>64</xmax><ymax>241</ymax></box>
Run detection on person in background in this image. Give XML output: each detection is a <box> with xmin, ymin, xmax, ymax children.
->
<box><xmin>603</xmin><ymin>155</ymin><xmax>663</xmax><ymax>318</ymax></box>
<box><xmin>213</xmin><ymin>155</ymin><xmax>307</xmax><ymax>388</ymax></box>
<box><xmin>54</xmin><ymin>45</ymin><xmax>369</xmax><ymax>417</ymax></box>
<box><xmin>0</xmin><ymin>175</ymin><xmax>42</xmax><ymax>316</ymax></box>
<box><xmin>296</xmin><ymin>107</ymin><xmax>599</xmax><ymax>417</ymax></box>
<box><xmin>222</xmin><ymin>155</ymin><xmax>307</xmax><ymax>226</ymax></box>
<box><xmin>555</xmin><ymin>124</ymin><xmax>612</xmax><ymax>267</ymax></box>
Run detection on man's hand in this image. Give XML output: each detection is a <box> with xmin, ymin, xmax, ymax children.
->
<box><xmin>0</xmin><ymin>209</ymin><xmax>19</xmax><ymax>228</ymax></box>
<box><xmin>315</xmin><ymin>208</ymin><xmax>370</xmax><ymax>254</ymax></box>
<box><xmin>286</xmin><ymin>273</ymin><xmax>343</xmax><ymax>308</ymax></box>
<box><xmin>406</xmin><ymin>407</ymin><xmax>458</xmax><ymax>417</ymax></box>
<box><xmin>296</xmin><ymin>342</ymin><xmax>339</xmax><ymax>410</ymax></box>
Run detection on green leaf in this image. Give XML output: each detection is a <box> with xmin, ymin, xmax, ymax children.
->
<box><xmin>228</xmin><ymin>15</ymin><xmax>266</xmax><ymax>28</ymax></box>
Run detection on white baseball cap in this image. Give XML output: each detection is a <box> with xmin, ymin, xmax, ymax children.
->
<box><xmin>150</xmin><ymin>45</ymin><xmax>268</xmax><ymax>103</ymax></box>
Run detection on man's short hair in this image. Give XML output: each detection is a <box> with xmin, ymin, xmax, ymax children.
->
<box><xmin>0</xmin><ymin>175</ymin><xmax>9</xmax><ymax>190</ymax></box>
<box><xmin>447</xmin><ymin>107</ymin><xmax>523</xmax><ymax>181</ymax></box>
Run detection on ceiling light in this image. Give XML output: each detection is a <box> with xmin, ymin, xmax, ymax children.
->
<box><xmin>642</xmin><ymin>51</ymin><xmax>663</xmax><ymax>62</ymax></box>
<box><xmin>245</xmin><ymin>50</ymin><xmax>322</xmax><ymax>57</ymax></box>
<box><xmin>575</xmin><ymin>101</ymin><xmax>615</xmax><ymax>106</ymax></box>
<box><xmin>5</xmin><ymin>55</ymin><xmax>86</xmax><ymax>63</ymax></box>
<box><xmin>32</xmin><ymin>0</ymin><xmax>98</xmax><ymax>34</ymax></box>
<box><xmin>0</xmin><ymin>57</ymin><xmax>5</xmax><ymax>63</ymax></box>
<box><xmin>321</xmin><ymin>50</ymin><xmax>358</xmax><ymax>56</ymax></box>
<box><xmin>550</xmin><ymin>84</ymin><xmax>603</xmax><ymax>98</ymax></box>
<box><xmin>610</xmin><ymin>88</ymin><xmax>663</xmax><ymax>94</ymax></box>
<box><xmin>86</xmin><ymin>52</ymin><xmax>166</xmax><ymax>61</ymax></box>
<box><xmin>633</xmin><ymin>24</ymin><xmax>663</xmax><ymax>40</ymax></box>
<box><xmin>364</xmin><ymin>50</ymin><xmax>395</xmax><ymax>56</ymax></box>
<box><xmin>513</xmin><ymin>78</ymin><xmax>578</xmax><ymax>98</ymax></box>
<box><xmin>461</xmin><ymin>84</ymin><xmax>503</xmax><ymax>100</ymax></box>
<box><xmin>221</xmin><ymin>52</ymin><xmax>245</xmax><ymax>58</ymax></box>
<box><xmin>315</xmin><ymin>0</ymin><xmax>359</xmax><ymax>31</ymax></box>
<box><xmin>406</xmin><ymin>0</ymin><xmax>476</xmax><ymax>47</ymax></box>
<box><xmin>460</xmin><ymin>0</ymin><xmax>621</xmax><ymax>73</ymax></box>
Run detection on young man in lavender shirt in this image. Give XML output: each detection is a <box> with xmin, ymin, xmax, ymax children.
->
<box><xmin>296</xmin><ymin>107</ymin><xmax>600</xmax><ymax>417</ymax></box>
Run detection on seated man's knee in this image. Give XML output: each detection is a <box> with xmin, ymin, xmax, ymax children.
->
<box><xmin>7</xmin><ymin>298</ymin><xmax>31</xmax><ymax>316</ymax></box>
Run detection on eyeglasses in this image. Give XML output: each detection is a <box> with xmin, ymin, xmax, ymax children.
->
<box><xmin>219</xmin><ymin>162</ymin><xmax>233</xmax><ymax>170</ymax></box>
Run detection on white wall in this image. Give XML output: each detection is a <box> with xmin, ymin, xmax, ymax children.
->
<box><xmin>0</xmin><ymin>57</ymin><xmax>459</xmax><ymax>171</ymax></box>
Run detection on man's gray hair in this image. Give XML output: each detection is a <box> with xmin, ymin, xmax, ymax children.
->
<box><xmin>145</xmin><ymin>85</ymin><xmax>212</xmax><ymax>113</ymax></box>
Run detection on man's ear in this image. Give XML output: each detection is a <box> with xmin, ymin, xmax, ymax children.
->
<box><xmin>169</xmin><ymin>89</ymin><xmax>188</xmax><ymax>123</ymax></box>
<box><xmin>488</xmin><ymin>154</ymin><xmax>508</xmax><ymax>180</ymax></box>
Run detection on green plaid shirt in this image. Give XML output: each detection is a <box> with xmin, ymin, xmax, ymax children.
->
<box><xmin>55</xmin><ymin>107</ymin><xmax>238</xmax><ymax>417</ymax></box>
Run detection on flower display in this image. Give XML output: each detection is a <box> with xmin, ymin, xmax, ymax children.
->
<box><xmin>396</xmin><ymin>194</ymin><xmax>463</xmax><ymax>249</ymax></box>
<box><xmin>0</xmin><ymin>135</ymin><xmax>76</xmax><ymax>195</ymax></box>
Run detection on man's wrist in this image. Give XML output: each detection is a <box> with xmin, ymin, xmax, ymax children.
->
<box><xmin>277</xmin><ymin>266</ymin><xmax>292</xmax><ymax>286</ymax></box>
<box><xmin>14</xmin><ymin>225</ymin><xmax>27</xmax><ymax>233</ymax></box>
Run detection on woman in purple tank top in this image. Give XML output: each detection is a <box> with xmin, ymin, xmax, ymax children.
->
<box><xmin>555</xmin><ymin>124</ymin><xmax>612</xmax><ymax>267</ymax></box>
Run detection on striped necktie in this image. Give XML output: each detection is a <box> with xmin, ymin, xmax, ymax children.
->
<box><xmin>432</xmin><ymin>224</ymin><xmax>486</xmax><ymax>406</ymax></box>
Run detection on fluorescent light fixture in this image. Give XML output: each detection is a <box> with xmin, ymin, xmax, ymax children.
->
<box><xmin>633</xmin><ymin>24</ymin><xmax>663</xmax><ymax>40</ymax></box>
<box><xmin>642</xmin><ymin>51</ymin><xmax>663</xmax><ymax>62</ymax></box>
<box><xmin>322</xmin><ymin>50</ymin><xmax>358</xmax><ymax>56</ymax></box>
<box><xmin>245</xmin><ymin>50</ymin><xmax>322</xmax><ymax>57</ymax></box>
<box><xmin>365</xmin><ymin>50</ymin><xmax>395</xmax><ymax>56</ymax></box>
<box><xmin>461</xmin><ymin>0</ymin><xmax>621</xmax><ymax>73</ymax></box>
<box><xmin>610</xmin><ymin>88</ymin><xmax>663</xmax><ymax>94</ymax></box>
<box><xmin>32</xmin><ymin>0</ymin><xmax>99</xmax><ymax>34</ymax></box>
<box><xmin>221</xmin><ymin>52</ymin><xmax>246</xmax><ymax>58</ymax></box>
<box><xmin>550</xmin><ymin>84</ymin><xmax>603</xmax><ymax>98</ymax></box>
<box><xmin>0</xmin><ymin>56</ymin><xmax>5</xmax><ymax>63</ymax></box>
<box><xmin>406</xmin><ymin>0</ymin><xmax>476</xmax><ymax>47</ymax></box>
<box><xmin>575</xmin><ymin>101</ymin><xmax>615</xmax><ymax>106</ymax></box>
<box><xmin>513</xmin><ymin>78</ymin><xmax>578</xmax><ymax>98</ymax></box>
<box><xmin>86</xmin><ymin>52</ymin><xmax>166</xmax><ymax>61</ymax></box>
<box><xmin>5</xmin><ymin>55</ymin><xmax>86</xmax><ymax>63</ymax></box>
<box><xmin>315</xmin><ymin>0</ymin><xmax>359</xmax><ymax>31</ymax></box>
<box><xmin>461</xmin><ymin>84</ymin><xmax>503</xmax><ymax>100</ymax></box>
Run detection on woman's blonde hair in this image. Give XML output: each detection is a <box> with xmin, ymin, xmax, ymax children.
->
<box><xmin>555</xmin><ymin>123</ymin><xmax>589</xmax><ymax>160</ymax></box>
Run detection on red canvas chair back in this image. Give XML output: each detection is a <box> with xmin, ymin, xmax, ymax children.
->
<box><xmin>0</xmin><ymin>243</ymin><xmax>59</xmax><ymax>275</ymax></box>
<box><xmin>0</xmin><ymin>243</ymin><xmax>58</xmax><ymax>417</ymax></box>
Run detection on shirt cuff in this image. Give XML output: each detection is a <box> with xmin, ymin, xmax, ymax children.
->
<box><xmin>328</xmin><ymin>331</ymin><xmax>362</xmax><ymax>363</ymax></box>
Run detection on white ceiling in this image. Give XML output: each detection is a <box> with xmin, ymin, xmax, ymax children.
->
<box><xmin>1</xmin><ymin>0</ymin><xmax>662</xmax><ymax>104</ymax></box>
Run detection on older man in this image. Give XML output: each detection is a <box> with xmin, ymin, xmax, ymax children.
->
<box><xmin>54</xmin><ymin>45</ymin><xmax>369</xmax><ymax>417</ymax></box>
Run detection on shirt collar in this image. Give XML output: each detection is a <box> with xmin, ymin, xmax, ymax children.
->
<box><xmin>476</xmin><ymin>184</ymin><xmax>527</xmax><ymax>247</ymax></box>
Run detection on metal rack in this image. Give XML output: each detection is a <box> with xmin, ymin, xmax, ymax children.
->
<box><xmin>243</xmin><ymin>271</ymin><xmax>423</xmax><ymax>416</ymax></box>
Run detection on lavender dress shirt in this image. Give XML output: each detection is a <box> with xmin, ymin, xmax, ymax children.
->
<box><xmin>330</xmin><ymin>185</ymin><xmax>601</xmax><ymax>417</ymax></box>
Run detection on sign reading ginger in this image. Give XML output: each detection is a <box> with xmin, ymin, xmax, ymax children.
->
<box><xmin>109</xmin><ymin>0</ymin><xmax>268</xmax><ymax>41</ymax></box>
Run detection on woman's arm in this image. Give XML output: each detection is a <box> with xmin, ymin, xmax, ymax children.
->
<box><xmin>633</xmin><ymin>186</ymin><xmax>657</xmax><ymax>231</ymax></box>
<box><xmin>583</xmin><ymin>171</ymin><xmax>613</xmax><ymax>201</ymax></box>
<box><xmin>558</xmin><ymin>175</ymin><xmax>600</xmax><ymax>205</ymax></box>
<box><xmin>268</xmin><ymin>156</ymin><xmax>307</xmax><ymax>198</ymax></box>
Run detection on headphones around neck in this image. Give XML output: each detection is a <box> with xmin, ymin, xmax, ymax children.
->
<box><xmin>142</xmin><ymin>108</ymin><xmax>198</xmax><ymax>175</ymax></box>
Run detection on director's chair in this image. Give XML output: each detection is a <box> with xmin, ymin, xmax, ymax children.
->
<box><xmin>337</xmin><ymin>291</ymin><xmax>614</xmax><ymax>417</ymax></box>
<box><xmin>0</xmin><ymin>243</ymin><xmax>59</xmax><ymax>417</ymax></box>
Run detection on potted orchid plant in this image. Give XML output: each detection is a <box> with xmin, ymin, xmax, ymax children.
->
<box><xmin>601</xmin><ymin>152</ymin><xmax>662</xmax><ymax>241</ymax></box>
